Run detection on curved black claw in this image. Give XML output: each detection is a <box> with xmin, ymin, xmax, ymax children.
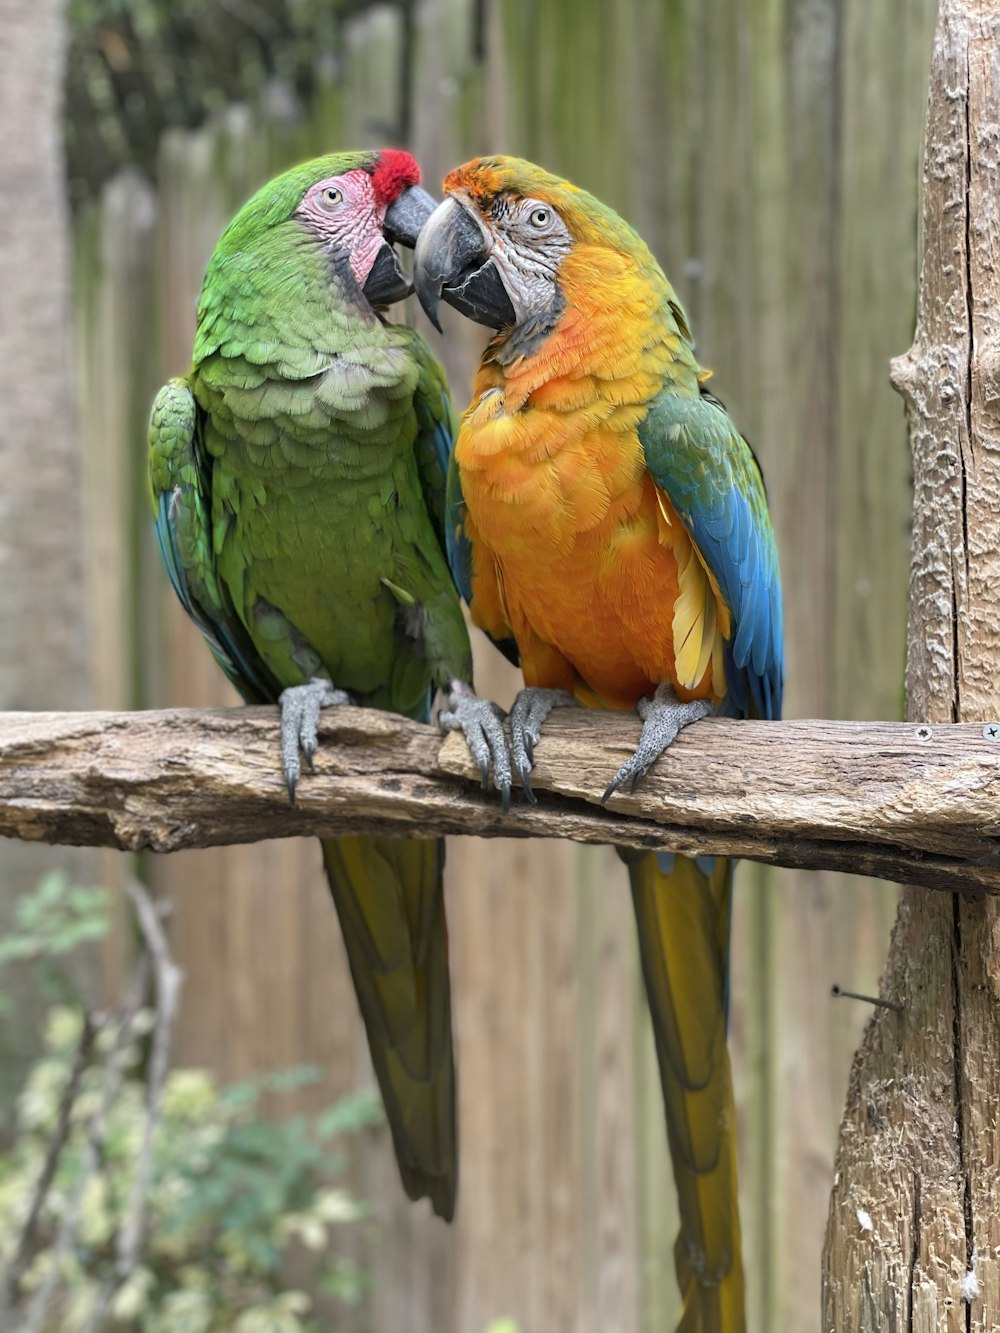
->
<box><xmin>601</xmin><ymin>685</ymin><xmax>714</xmax><ymax>805</ymax></box>
<box><xmin>508</xmin><ymin>687</ymin><xmax>576</xmax><ymax>803</ymax></box>
<box><xmin>279</xmin><ymin>677</ymin><xmax>350</xmax><ymax>805</ymax></box>
<box><xmin>439</xmin><ymin>680</ymin><xmax>513</xmax><ymax>813</ymax></box>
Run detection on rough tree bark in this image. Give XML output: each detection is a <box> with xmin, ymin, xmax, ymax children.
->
<box><xmin>823</xmin><ymin>3</ymin><xmax>1000</xmax><ymax>1328</ymax></box>
<box><xmin>2</xmin><ymin>708</ymin><xmax>1000</xmax><ymax>897</ymax></box>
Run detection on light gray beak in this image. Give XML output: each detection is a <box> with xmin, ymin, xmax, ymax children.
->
<box><xmin>413</xmin><ymin>196</ymin><xmax>517</xmax><ymax>333</ymax></box>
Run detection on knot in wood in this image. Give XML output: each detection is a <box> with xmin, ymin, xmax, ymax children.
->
<box><xmin>889</xmin><ymin>349</ymin><xmax>918</xmax><ymax>402</ymax></box>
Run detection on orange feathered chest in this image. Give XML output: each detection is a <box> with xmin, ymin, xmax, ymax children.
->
<box><xmin>455</xmin><ymin>325</ymin><xmax>729</xmax><ymax>711</ymax></box>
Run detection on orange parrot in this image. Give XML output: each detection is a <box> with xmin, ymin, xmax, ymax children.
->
<box><xmin>414</xmin><ymin>156</ymin><xmax>783</xmax><ymax>1332</ymax></box>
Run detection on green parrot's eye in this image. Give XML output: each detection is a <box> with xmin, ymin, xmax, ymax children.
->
<box><xmin>528</xmin><ymin>206</ymin><xmax>551</xmax><ymax>230</ymax></box>
<box><xmin>320</xmin><ymin>186</ymin><xmax>343</xmax><ymax>210</ymax></box>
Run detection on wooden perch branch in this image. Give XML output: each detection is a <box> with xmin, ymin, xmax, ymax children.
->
<box><xmin>1</xmin><ymin>706</ymin><xmax>999</xmax><ymax>894</ymax></box>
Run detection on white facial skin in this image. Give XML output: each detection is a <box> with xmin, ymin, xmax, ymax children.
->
<box><xmin>466</xmin><ymin>194</ymin><xmax>574</xmax><ymax>323</ymax></box>
<box><xmin>295</xmin><ymin>170</ymin><xmax>388</xmax><ymax>287</ymax></box>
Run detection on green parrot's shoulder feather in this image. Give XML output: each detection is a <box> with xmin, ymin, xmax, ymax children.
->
<box><xmin>147</xmin><ymin>377</ymin><xmax>281</xmax><ymax>704</ymax></box>
<box><xmin>194</xmin><ymin>224</ymin><xmax>355</xmax><ymax>384</ymax></box>
<box><xmin>396</xmin><ymin>327</ymin><xmax>456</xmax><ymax>547</ymax></box>
<box><xmin>375</xmin><ymin>325</ymin><xmax>483</xmax><ymax>688</ymax></box>
<box><xmin>638</xmin><ymin>383</ymin><xmax>783</xmax><ymax>720</ymax></box>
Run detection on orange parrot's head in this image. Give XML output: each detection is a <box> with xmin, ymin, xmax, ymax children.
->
<box><xmin>413</xmin><ymin>154</ymin><xmax>663</xmax><ymax>339</ymax></box>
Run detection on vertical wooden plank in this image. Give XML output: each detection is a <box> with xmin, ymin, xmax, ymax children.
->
<box><xmin>814</xmin><ymin>14</ymin><xmax>940</xmax><ymax>1321</ymax></box>
<box><xmin>582</xmin><ymin>847</ymin><xmax>640</xmax><ymax>1333</ymax></box>
<box><xmin>835</xmin><ymin>0</ymin><xmax>939</xmax><ymax>730</ymax></box>
<box><xmin>446</xmin><ymin>819</ymin><xmax>502</xmax><ymax>1332</ymax></box>
<box><xmin>74</xmin><ymin>175</ymin><xmax>159</xmax><ymax>1002</ymax></box>
<box><xmin>149</xmin><ymin>123</ymin><xmax>244</xmax><ymax>1089</ymax></box>
<box><xmin>539</xmin><ymin>846</ymin><xmax>583</xmax><ymax>1331</ymax></box>
<box><xmin>757</xmin><ymin>7</ymin><xmax>840</xmax><ymax>1321</ymax></box>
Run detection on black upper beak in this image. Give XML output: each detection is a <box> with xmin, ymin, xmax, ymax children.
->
<box><xmin>413</xmin><ymin>196</ymin><xmax>517</xmax><ymax>333</ymax></box>
<box><xmin>383</xmin><ymin>184</ymin><xmax>437</xmax><ymax>248</ymax></box>
<box><xmin>362</xmin><ymin>185</ymin><xmax>438</xmax><ymax>306</ymax></box>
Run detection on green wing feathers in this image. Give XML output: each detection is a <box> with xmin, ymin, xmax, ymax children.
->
<box><xmin>321</xmin><ymin>836</ymin><xmax>457</xmax><ymax>1220</ymax></box>
<box><xmin>628</xmin><ymin>852</ymin><xmax>744</xmax><ymax>1333</ymax></box>
<box><xmin>148</xmin><ymin>377</ymin><xmax>220</xmax><ymax>629</ymax></box>
<box><xmin>147</xmin><ymin>378</ymin><xmax>280</xmax><ymax>703</ymax></box>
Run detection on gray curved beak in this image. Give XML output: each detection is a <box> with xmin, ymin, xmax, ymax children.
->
<box><xmin>362</xmin><ymin>185</ymin><xmax>439</xmax><ymax>308</ymax></box>
<box><xmin>383</xmin><ymin>185</ymin><xmax>438</xmax><ymax>248</ymax></box>
<box><xmin>413</xmin><ymin>196</ymin><xmax>516</xmax><ymax>333</ymax></box>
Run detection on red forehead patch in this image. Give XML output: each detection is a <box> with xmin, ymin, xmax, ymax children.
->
<box><xmin>371</xmin><ymin>150</ymin><xmax>420</xmax><ymax>205</ymax></box>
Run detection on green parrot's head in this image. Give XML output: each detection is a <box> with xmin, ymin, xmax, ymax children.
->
<box><xmin>209</xmin><ymin>149</ymin><xmax>437</xmax><ymax>309</ymax></box>
<box><xmin>413</xmin><ymin>154</ymin><xmax>659</xmax><ymax>338</ymax></box>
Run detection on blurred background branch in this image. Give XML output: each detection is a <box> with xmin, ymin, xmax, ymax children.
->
<box><xmin>64</xmin><ymin>0</ymin><xmax>423</xmax><ymax>205</ymax></box>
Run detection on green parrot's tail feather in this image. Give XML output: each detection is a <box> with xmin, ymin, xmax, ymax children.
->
<box><xmin>321</xmin><ymin>835</ymin><xmax>457</xmax><ymax>1221</ymax></box>
<box><xmin>627</xmin><ymin>850</ymin><xmax>744</xmax><ymax>1333</ymax></box>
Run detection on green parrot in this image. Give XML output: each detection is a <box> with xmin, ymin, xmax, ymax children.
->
<box><xmin>147</xmin><ymin>149</ymin><xmax>511</xmax><ymax>1220</ymax></box>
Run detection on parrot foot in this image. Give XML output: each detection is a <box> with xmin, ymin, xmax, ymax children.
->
<box><xmin>601</xmin><ymin>684</ymin><xmax>714</xmax><ymax>805</ymax></box>
<box><xmin>279</xmin><ymin>677</ymin><xmax>350</xmax><ymax>805</ymax></box>
<box><xmin>439</xmin><ymin>679</ymin><xmax>513</xmax><ymax>814</ymax></box>
<box><xmin>508</xmin><ymin>687</ymin><xmax>577</xmax><ymax>802</ymax></box>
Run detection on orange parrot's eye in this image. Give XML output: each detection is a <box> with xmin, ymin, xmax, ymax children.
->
<box><xmin>528</xmin><ymin>206</ymin><xmax>551</xmax><ymax>229</ymax></box>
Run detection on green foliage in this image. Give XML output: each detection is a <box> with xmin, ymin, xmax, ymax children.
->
<box><xmin>0</xmin><ymin>872</ymin><xmax>110</xmax><ymax>1015</ymax></box>
<box><xmin>1</xmin><ymin>1031</ymin><xmax>380</xmax><ymax>1330</ymax></box>
<box><xmin>0</xmin><ymin>876</ymin><xmax>382</xmax><ymax>1331</ymax></box>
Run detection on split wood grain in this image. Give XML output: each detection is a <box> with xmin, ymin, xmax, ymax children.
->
<box><xmin>1</xmin><ymin>706</ymin><xmax>998</xmax><ymax>895</ymax></box>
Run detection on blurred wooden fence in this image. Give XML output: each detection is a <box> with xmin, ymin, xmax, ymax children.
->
<box><xmin>73</xmin><ymin>1</ymin><xmax>937</xmax><ymax>1328</ymax></box>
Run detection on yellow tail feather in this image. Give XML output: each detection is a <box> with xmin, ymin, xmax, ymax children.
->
<box><xmin>627</xmin><ymin>850</ymin><xmax>744</xmax><ymax>1333</ymax></box>
<box><xmin>321</xmin><ymin>835</ymin><xmax>457</xmax><ymax>1220</ymax></box>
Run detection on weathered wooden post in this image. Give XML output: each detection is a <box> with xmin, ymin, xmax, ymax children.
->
<box><xmin>824</xmin><ymin>2</ymin><xmax>1000</xmax><ymax>1326</ymax></box>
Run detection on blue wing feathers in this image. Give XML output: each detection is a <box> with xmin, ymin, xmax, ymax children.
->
<box><xmin>444</xmin><ymin>452</ymin><xmax>474</xmax><ymax>608</ymax></box>
<box><xmin>430</xmin><ymin>417</ymin><xmax>452</xmax><ymax>492</ymax></box>
<box><xmin>154</xmin><ymin>493</ymin><xmax>189</xmax><ymax>615</ymax></box>
<box><xmin>638</xmin><ymin>387</ymin><xmax>783</xmax><ymax>721</ymax></box>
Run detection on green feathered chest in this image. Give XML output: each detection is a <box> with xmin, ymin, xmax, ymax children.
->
<box><xmin>192</xmin><ymin>345</ymin><xmax>451</xmax><ymax>706</ymax></box>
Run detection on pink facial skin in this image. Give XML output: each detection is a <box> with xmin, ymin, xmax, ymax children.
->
<box><xmin>295</xmin><ymin>169</ymin><xmax>388</xmax><ymax>288</ymax></box>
